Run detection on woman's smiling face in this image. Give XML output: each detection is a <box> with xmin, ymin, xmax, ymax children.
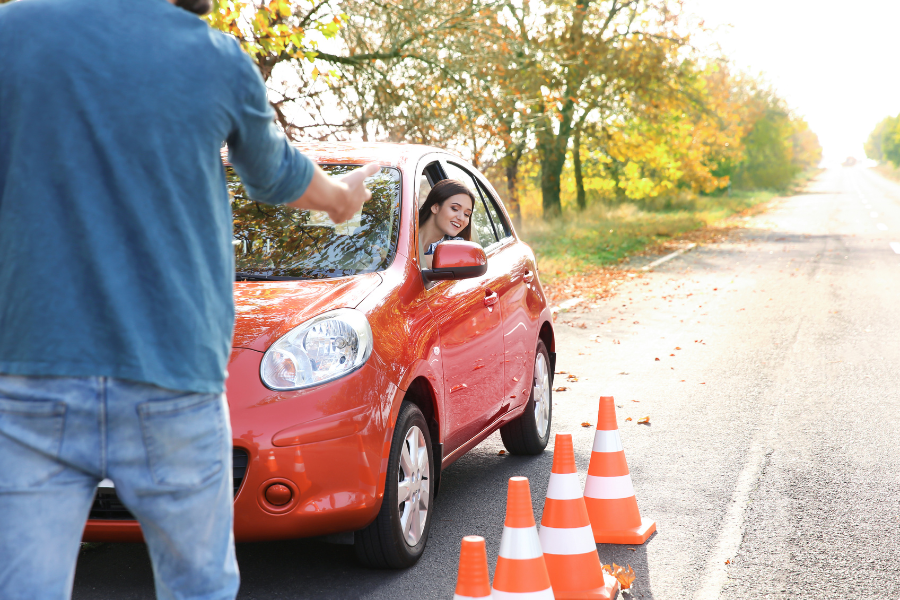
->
<box><xmin>430</xmin><ymin>193</ymin><xmax>473</xmax><ymax>237</ymax></box>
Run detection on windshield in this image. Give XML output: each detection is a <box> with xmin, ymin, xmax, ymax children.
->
<box><xmin>229</xmin><ymin>165</ymin><xmax>401</xmax><ymax>279</ymax></box>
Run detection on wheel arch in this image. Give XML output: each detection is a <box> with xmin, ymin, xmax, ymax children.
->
<box><xmin>399</xmin><ymin>376</ymin><xmax>443</xmax><ymax>497</ymax></box>
<box><xmin>538</xmin><ymin>319</ymin><xmax>556</xmax><ymax>382</ymax></box>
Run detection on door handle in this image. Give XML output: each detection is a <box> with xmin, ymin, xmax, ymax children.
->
<box><xmin>484</xmin><ymin>291</ymin><xmax>499</xmax><ymax>307</ymax></box>
<box><xmin>523</xmin><ymin>270</ymin><xmax>534</xmax><ymax>283</ymax></box>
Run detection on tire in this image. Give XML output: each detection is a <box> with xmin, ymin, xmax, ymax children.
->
<box><xmin>500</xmin><ymin>340</ymin><xmax>552</xmax><ymax>455</ymax></box>
<box><xmin>354</xmin><ymin>402</ymin><xmax>434</xmax><ymax>568</ymax></box>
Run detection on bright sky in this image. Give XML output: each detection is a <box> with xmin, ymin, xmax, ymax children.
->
<box><xmin>686</xmin><ymin>0</ymin><xmax>900</xmax><ymax>167</ymax></box>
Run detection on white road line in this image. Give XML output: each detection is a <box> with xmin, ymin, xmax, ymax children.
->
<box><xmin>551</xmin><ymin>297</ymin><xmax>585</xmax><ymax>313</ymax></box>
<box><xmin>641</xmin><ymin>243</ymin><xmax>697</xmax><ymax>272</ymax></box>
<box><xmin>877</xmin><ymin>223</ymin><xmax>888</xmax><ymax>231</ymax></box>
<box><xmin>890</xmin><ymin>242</ymin><xmax>900</xmax><ymax>254</ymax></box>
<box><xmin>695</xmin><ymin>445</ymin><xmax>771</xmax><ymax>600</ymax></box>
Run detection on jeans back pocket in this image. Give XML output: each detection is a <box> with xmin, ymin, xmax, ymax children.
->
<box><xmin>138</xmin><ymin>392</ymin><xmax>226</xmax><ymax>489</ymax></box>
<box><xmin>0</xmin><ymin>397</ymin><xmax>67</xmax><ymax>490</ymax></box>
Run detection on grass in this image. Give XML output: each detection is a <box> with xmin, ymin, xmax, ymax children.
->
<box><xmin>518</xmin><ymin>170</ymin><xmax>820</xmax><ymax>285</ymax></box>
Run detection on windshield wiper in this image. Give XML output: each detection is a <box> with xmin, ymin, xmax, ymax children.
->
<box><xmin>234</xmin><ymin>272</ymin><xmax>301</xmax><ymax>281</ymax></box>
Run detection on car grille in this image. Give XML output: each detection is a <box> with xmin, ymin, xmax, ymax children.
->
<box><xmin>88</xmin><ymin>447</ymin><xmax>250</xmax><ymax>520</ymax></box>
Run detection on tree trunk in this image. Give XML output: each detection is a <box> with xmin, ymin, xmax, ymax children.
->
<box><xmin>537</xmin><ymin>104</ymin><xmax>576</xmax><ymax>217</ymax></box>
<box><xmin>504</xmin><ymin>156</ymin><xmax>522</xmax><ymax>230</ymax></box>
<box><xmin>574</xmin><ymin>125</ymin><xmax>586</xmax><ymax>210</ymax></box>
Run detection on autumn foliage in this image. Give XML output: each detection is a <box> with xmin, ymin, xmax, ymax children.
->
<box><xmin>206</xmin><ymin>0</ymin><xmax>822</xmax><ymax>220</ymax></box>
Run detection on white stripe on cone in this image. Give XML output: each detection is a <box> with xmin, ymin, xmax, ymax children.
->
<box><xmin>454</xmin><ymin>595</ymin><xmax>491</xmax><ymax>600</ymax></box>
<box><xmin>492</xmin><ymin>589</ymin><xmax>555</xmax><ymax>600</ymax></box>
<box><xmin>592</xmin><ymin>430</ymin><xmax>623</xmax><ymax>453</ymax></box>
<box><xmin>584</xmin><ymin>474</ymin><xmax>635</xmax><ymax>499</ymax></box>
<box><xmin>538</xmin><ymin>524</ymin><xmax>596</xmax><ymax>555</ymax></box>
<box><xmin>498</xmin><ymin>526</ymin><xmax>544</xmax><ymax>560</ymax></box>
<box><xmin>545</xmin><ymin>472</ymin><xmax>582</xmax><ymax>500</ymax></box>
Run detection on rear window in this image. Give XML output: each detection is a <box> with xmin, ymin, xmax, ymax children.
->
<box><xmin>229</xmin><ymin>165</ymin><xmax>401</xmax><ymax>279</ymax></box>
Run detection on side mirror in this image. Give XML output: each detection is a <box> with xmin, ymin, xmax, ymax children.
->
<box><xmin>422</xmin><ymin>241</ymin><xmax>487</xmax><ymax>282</ymax></box>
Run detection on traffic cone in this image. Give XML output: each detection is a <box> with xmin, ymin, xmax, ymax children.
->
<box><xmin>453</xmin><ymin>536</ymin><xmax>492</xmax><ymax>600</ymax></box>
<box><xmin>584</xmin><ymin>396</ymin><xmax>656</xmax><ymax>544</ymax></box>
<box><xmin>492</xmin><ymin>477</ymin><xmax>553</xmax><ymax>600</ymax></box>
<box><xmin>540</xmin><ymin>433</ymin><xmax>620</xmax><ymax>599</ymax></box>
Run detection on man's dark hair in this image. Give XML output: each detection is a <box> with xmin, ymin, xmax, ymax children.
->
<box><xmin>418</xmin><ymin>179</ymin><xmax>476</xmax><ymax>242</ymax></box>
<box><xmin>176</xmin><ymin>0</ymin><xmax>212</xmax><ymax>16</ymax></box>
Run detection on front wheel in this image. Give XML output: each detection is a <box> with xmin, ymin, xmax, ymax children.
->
<box><xmin>354</xmin><ymin>402</ymin><xmax>434</xmax><ymax>568</ymax></box>
<box><xmin>500</xmin><ymin>340</ymin><xmax>552</xmax><ymax>455</ymax></box>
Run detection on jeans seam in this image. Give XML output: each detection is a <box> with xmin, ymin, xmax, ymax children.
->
<box><xmin>99</xmin><ymin>376</ymin><xmax>107</xmax><ymax>478</ymax></box>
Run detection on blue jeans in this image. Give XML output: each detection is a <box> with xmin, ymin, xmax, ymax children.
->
<box><xmin>0</xmin><ymin>375</ymin><xmax>239</xmax><ymax>600</ymax></box>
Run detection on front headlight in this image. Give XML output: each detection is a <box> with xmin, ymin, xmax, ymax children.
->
<box><xmin>260</xmin><ymin>308</ymin><xmax>373</xmax><ymax>391</ymax></box>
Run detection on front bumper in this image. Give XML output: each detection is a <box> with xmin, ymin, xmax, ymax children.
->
<box><xmin>83</xmin><ymin>350</ymin><xmax>400</xmax><ymax>543</ymax></box>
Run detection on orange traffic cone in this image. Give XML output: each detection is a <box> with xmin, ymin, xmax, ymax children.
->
<box><xmin>584</xmin><ymin>396</ymin><xmax>656</xmax><ymax>544</ymax></box>
<box><xmin>540</xmin><ymin>433</ymin><xmax>620</xmax><ymax>599</ymax></box>
<box><xmin>453</xmin><ymin>536</ymin><xmax>492</xmax><ymax>600</ymax></box>
<box><xmin>492</xmin><ymin>477</ymin><xmax>554</xmax><ymax>600</ymax></box>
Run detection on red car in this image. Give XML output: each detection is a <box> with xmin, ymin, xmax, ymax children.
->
<box><xmin>84</xmin><ymin>143</ymin><xmax>556</xmax><ymax>568</ymax></box>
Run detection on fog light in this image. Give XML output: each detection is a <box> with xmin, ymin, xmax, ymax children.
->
<box><xmin>265</xmin><ymin>483</ymin><xmax>292</xmax><ymax>506</ymax></box>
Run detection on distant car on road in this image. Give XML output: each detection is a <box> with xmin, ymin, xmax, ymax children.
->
<box><xmin>83</xmin><ymin>143</ymin><xmax>556</xmax><ymax>568</ymax></box>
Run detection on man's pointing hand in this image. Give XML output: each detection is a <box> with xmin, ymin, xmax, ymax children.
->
<box><xmin>289</xmin><ymin>162</ymin><xmax>381</xmax><ymax>224</ymax></box>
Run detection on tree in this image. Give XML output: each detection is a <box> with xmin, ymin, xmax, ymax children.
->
<box><xmin>866</xmin><ymin>114</ymin><xmax>900</xmax><ymax>167</ymax></box>
<box><xmin>526</xmin><ymin>0</ymin><xmax>692</xmax><ymax>216</ymax></box>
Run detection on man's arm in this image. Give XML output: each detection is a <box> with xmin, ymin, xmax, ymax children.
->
<box><xmin>289</xmin><ymin>162</ymin><xmax>380</xmax><ymax>224</ymax></box>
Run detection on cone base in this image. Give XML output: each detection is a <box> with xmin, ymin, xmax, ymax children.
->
<box><xmin>592</xmin><ymin>517</ymin><xmax>656</xmax><ymax>544</ymax></box>
<box><xmin>553</xmin><ymin>571</ymin><xmax>621</xmax><ymax>600</ymax></box>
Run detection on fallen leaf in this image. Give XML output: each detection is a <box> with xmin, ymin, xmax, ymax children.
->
<box><xmin>631</xmin><ymin>399</ymin><xmax>640</xmax><ymax>402</ymax></box>
<box><xmin>627</xmin><ymin>547</ymin><xmax>636</xmax><ymax>551</ymax></box>
<box><xmin>554</xmin><ymin>387</ymin><xmax>568</xmax><ymax>392</ymax></box>
<box><xmin>602</xmin><ymin>564</ymin><xmax>636</xmax><ymax>589</ymax></box>
<box><xmin>675</xmin><ymin>346</ymin><xmax>681</xmax><ymax>350</ymax></box>
<box><xmin>637</xmin><ymin>416</ymin><xmax>650</xmax><ymax>424</ymax></box>
<box><xmin>556</xmin><ymin>371</ymin><xmax>568</xmax><ymax>375</ymax></box>
<box><xmin>625</xmin><ymin>417</ymin><xmax>633</xmax><ymax>422</ymax></box>
<box><xmin>498</xmin><ymin>450</ymin><xmax>506</xmax><ymax>455</ymax></box>
<box><xmin>654</xmin><ymin>358</ymin><xmax>660</xmax><ymax>361</ymax></box>
<box><xmin>669</xmin><ymin>353</ymin><xmax>675</xmax><ymax>356</ymax></box>
<box><xmin>725</xmin><ymin>559</ymin><xmax>731</xmax><ymax>565</ymax></box>
<box><xmin>581</xmin><ymin>422</ymin><xmax>592</xmax><ymax>427</ymax></box>
<box><xmin>700</xmin><ymin>382</ymin><xmax>706</xmax><ymax>385</ymax></box>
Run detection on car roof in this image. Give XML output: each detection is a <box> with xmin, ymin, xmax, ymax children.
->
<box><xmin>222</xmin><ymin>141</ymin><xmax>459</xmax><ymax>169</ymax></box>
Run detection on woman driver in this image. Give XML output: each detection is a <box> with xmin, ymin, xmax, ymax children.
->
<box><xmin>418</xmin><ymin>179</ymin><xmax>477</xmax><ymax>269</ymax></box>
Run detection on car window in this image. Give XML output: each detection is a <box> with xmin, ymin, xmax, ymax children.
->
<box><xmin>475</xmin><ymin>181</ymin><xmax>512</xmax><ymax>240</ymax></box>
<box><xmin>417</xmin><ymin>174</ymin><xmax>431</xmax><ymax>208</ymax></box>
<box><xmin>229</xmin><ymin>165</ymin><xmax>401</xmax><ymax>279</ymax></box>
<box><xmin>441</xmin><ymin>162</ymin><xmax>498</xmax><ymax>248</ymax></box>
<box><xmin>417</xmin><ymin>160</ymin><xmax>444</xmax><ymax>207</ymax></box>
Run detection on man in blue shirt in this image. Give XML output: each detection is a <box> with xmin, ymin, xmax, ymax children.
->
<box><xmin>0</xmin><ymin>0</ymin><xmax>377</xmax><ymax>597</ymax></box>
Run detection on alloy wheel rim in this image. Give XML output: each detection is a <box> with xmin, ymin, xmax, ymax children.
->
<box><xmin>397</xmin><ymin>425</ymin><xmax>430</xmax><ymax>546</ymax></box>
<box><xmin>533</xmin><ymin>352</ymin><xmax>550</xmax><ymax>437</ymax></box>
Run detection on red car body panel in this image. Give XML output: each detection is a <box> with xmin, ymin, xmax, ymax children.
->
<box><xmin>82</xmin><ymin>143</ymin><xmax>553</xmax><ymax>543</ymax></box>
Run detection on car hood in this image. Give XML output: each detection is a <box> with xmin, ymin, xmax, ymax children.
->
<box><xmin>232</xmin><ymin>273</ymin><xmax>383</xmax><ymax>352</ymax></box>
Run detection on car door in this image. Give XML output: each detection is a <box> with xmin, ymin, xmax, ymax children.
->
<box><xmin>468</xmin><ymin>174</ymin><xmax>539</xmax><ymax>411</ymax></box>
<box><xmin>424</xmin><ymin>161</ymin><xmax>505</xmax><ymax>454</ymax></box>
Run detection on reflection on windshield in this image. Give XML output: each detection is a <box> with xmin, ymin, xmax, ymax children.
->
<box><xmin>229</xmin><ymin>165</ymin><xmax>401</xmax><ymax>279</ymax></box>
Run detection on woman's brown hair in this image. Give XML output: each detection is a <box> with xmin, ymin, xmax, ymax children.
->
<box><xmin>417</xmin><ymin>179</ymin><xmax>476</xmax><ymax>241</ymax></box>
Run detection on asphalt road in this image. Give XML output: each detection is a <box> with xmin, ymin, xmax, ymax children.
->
<box><xmin>73</xmin><ymin>166</ymin><xmax>900</xmax><ymax>599</ymax></box>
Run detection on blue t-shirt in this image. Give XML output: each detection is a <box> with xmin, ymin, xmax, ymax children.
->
<box><xmin>0</xmin><ymin>0</ymin><xmax>314</xmax><ymax>393</ymax></box>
